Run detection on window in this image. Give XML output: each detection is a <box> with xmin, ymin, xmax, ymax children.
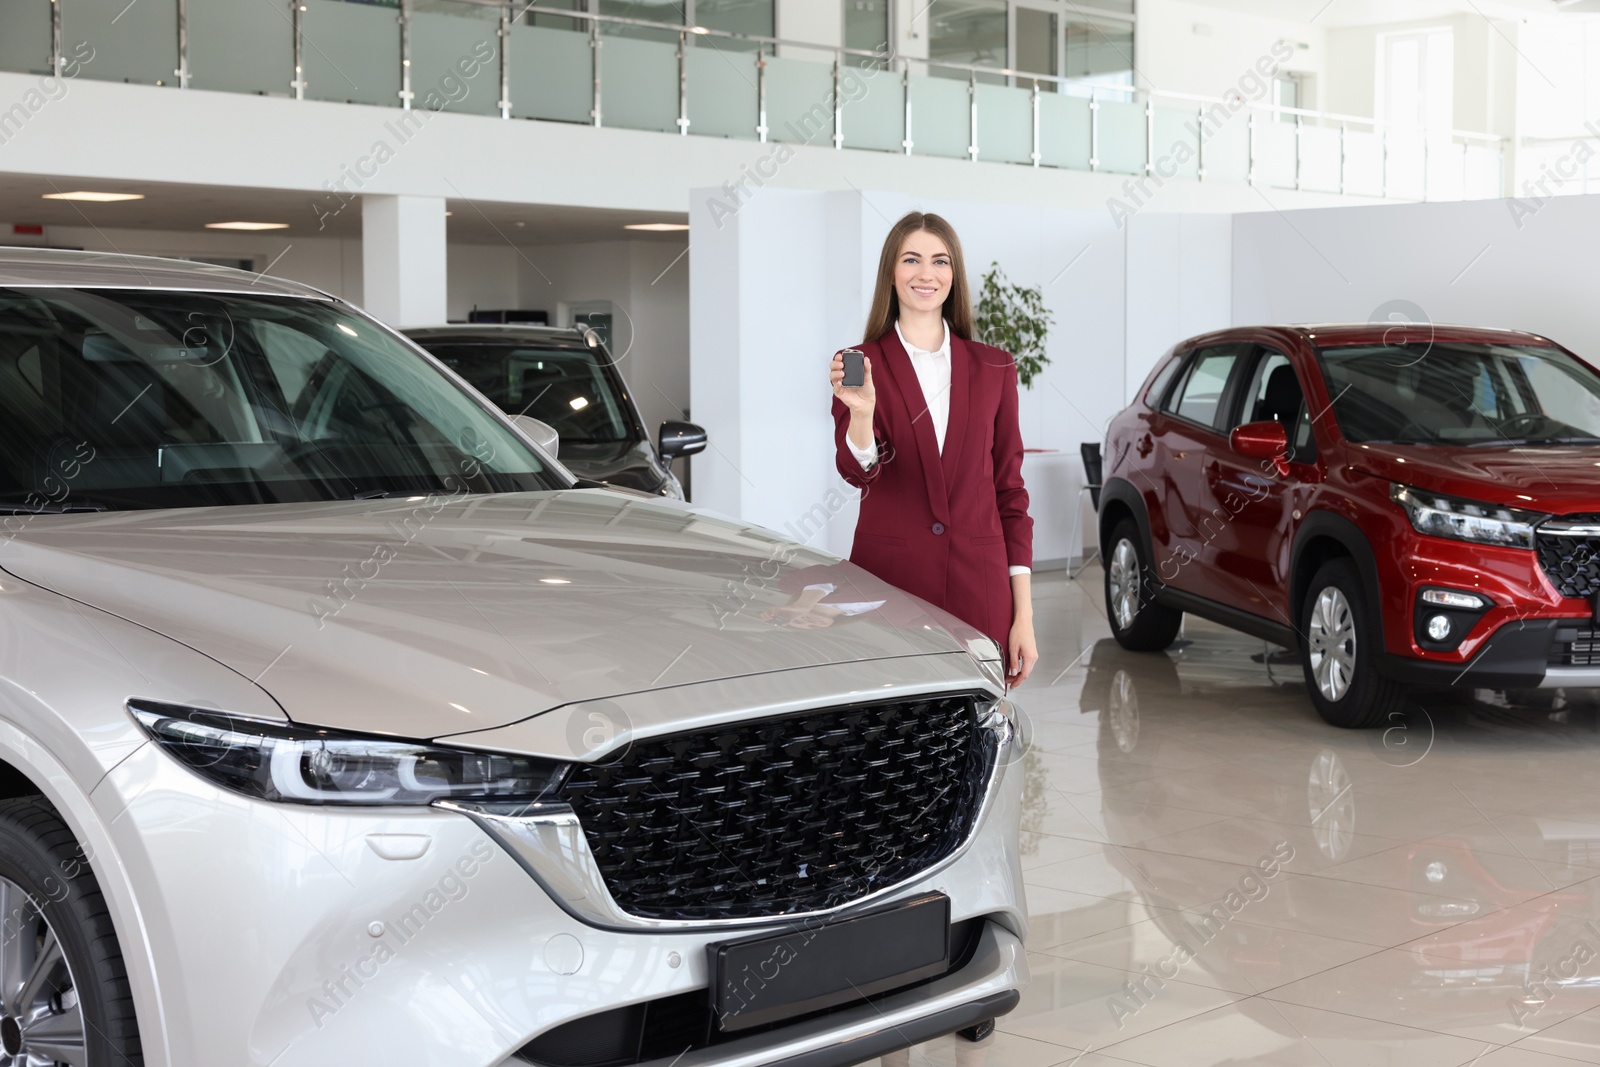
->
<box><xmin>1240</xmin><ymin>350</ymin><xmax>1316</xmax><ymax>462</ymax></box>
<box><xmin>1379</xmin><ymin>28</ymin><xmax>1452</xmax><ymax>133</ymax></box>
<box><xmin>1063</xmin><ymin>15</ymin><xmax>1134</xmax><ymax>99</ymax></box>
<box><xmin>844</xmin><ymin>0</ymin><xmax>889</xmax><ymax>67</ymax></box>
<box><xmin>929</xmin><ymin>0</ymin><xmax>1007</xmax><ymax>83</ymax></box>
<box><xmin>1015</xmin><ymin>6</ymin><xmax>1057</xmax><ymax>77</ymax></box>
<box><xmin>0</xmin><ymin>288</ymin><xmax>557</xmax><ymax>512</ymax></box>
<box><xmin>1165</xmin><ymin>346</ymin><xmax>1243</xmax><ymax>430</ymax></box>
<box><xmin>599</xmin><ymin>0</ymin><xmax>684</xmax><ymax>43</ymax></box>
<box><xmin>1144</xmin><ymin>355</ymin><xmax>1183</xmax><ymax>407</ymax></box>
<box><xmin>1318</xmin><ymin>343</ymin><xmax>1600</xmax><ymax>445</ymax></box>
<box><xmin>696</xmin><ymin>0</ymin><xmax>773</xmax><ymax>52</ymax></box>
<box><xmin>524</xmin><ymin>0</ymin><xmax>586</xmax><ymax>31</ymax></box>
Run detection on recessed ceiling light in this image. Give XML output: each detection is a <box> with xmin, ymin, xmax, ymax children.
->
<box><xmin>625</xmin><ymin>223</ymin><xmax>690</xmax><ymax>232</ymax></box>
<box><xmin>205</xmin><ymin>221</ymin><xmax>289</xmax><ymax>231</ymax></box>
<box><xmin>42</xmin><ymin>191</ymin><xmax>144</xmax><ymax>202</ymax></box>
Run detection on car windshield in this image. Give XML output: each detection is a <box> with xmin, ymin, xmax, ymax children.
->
<box><xmin>423</xmin><ymin>343</ymin><xmax>636</xmax><ymax>445</ymax></box>
<box><xmin>1317</xmin><ymin>342</ymin><xmax>1600</xmax><ymax>446</ymax></box>
<box><xmin>0</xmin><ymin>288</ymin><xmax>562</xmax><ymax>513</ymax></box>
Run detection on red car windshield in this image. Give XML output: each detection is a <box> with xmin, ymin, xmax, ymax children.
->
<box><xmin>1317</xmin><ymin>342</ymin><xmax>1600</xmax><ymax>446</ymax></box>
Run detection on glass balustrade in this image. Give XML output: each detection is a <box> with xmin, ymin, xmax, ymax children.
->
<box><xmin>0</xmin><ymin>1</ymin><xmax>53</xmax><ymax>77</ymax></box>
<box><xmin>0</xmin><ymin>0</ymin><xmax>1505</xmax><ymax>204</ymax></box>
<box><xmin>302</xmin><ymin>0</ymin><xmax>401</xmax><ymax>108</ymax></box>
<box><xmin>65</xmin><ymin>0</ymin><xmax>177</xmax><ymax>86</ymax></box>
<box><xmin>190</xmin><ymin>0</ymin><xmax>294</xmax><ymax>97</ymax></box>
<box><xmin>412</xmin><ymin>0</ymin><xmax>501</xmax><ymax>117</ymax></box>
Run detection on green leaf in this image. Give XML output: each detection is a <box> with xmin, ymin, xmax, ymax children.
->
<box><xmin>972</xmin><ymin>260</ymin><xmax>1053</xmax><ymax>389</ymax></box>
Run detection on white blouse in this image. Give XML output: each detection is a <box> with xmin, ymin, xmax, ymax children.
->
<box><xmin>846</xmin><ymin>319</ymin><xmax>1028</xmax><ymax>577</ymax></box>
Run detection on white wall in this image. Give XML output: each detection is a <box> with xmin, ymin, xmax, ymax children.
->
<box><xmin>1136</xmin><ymin>0</ymin><xmax>1325</xmax><ymax>105</ymax></box>
<box><xmin>0</xmin><ymin>224</ymin><xmax>363</xmax><ymax>300</ymax></box>
<box><xmin>1125</xmin><ymin>213</ymin><xmax>1233</xmax><ymax>400</ymax></box>
<box><xmin>689</xmin><ymin>186</ymin><xmax>1133</xmax><ymax>562</ymax></box>
<box><xmin>447</xmin><ymin>244</ymin><xmax>520</xmax><ymax>323</ymax></box>
<box><xmin>1324</xmin><ymin>14</ymin><xmax>1518</xmax><ymax>137</ymax></box>
<box><xmin>1231</xmin><ymin>195</ymin><xmax>1600</xmax><ymax>364</ymax></box>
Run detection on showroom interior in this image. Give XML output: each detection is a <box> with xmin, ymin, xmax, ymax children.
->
<box><xmin>7</xmin><ymin>0</ymin><xmax>1600</xmax><ymax>1065</ymax></box>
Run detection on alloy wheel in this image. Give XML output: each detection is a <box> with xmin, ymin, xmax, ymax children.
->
<box><xmin>1108</xmin><ymin>538</ymin><xmax>1142</xmax><ymax>632</ymax></box>
<box><xmin>0</xmin><ymin>877</ymin><xmax>85</xmax><ymax>1067</ymax></box>
<box><xmin>1307</xmin><ymin>585</ymin><xmax>1357</xmax><ymax>703</ymax></box>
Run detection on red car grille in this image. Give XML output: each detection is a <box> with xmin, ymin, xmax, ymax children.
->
<box><xmin>1536</xmin><ymin>516</ymin><xmax>1600</xmax><ymax>599</ymax></box>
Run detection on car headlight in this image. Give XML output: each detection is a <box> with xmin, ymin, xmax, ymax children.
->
<box><xmin>129</xmin><ymin>699</ymin><xmax>567</xmax><ymax>806</ymax></box>
<box><xmin>1390</xmin><ymin>484</ymin><xmax>1547</xmax><ymax>549</ymax></box>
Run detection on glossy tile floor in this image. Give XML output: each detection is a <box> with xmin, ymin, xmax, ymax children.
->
<box><xmin>894</xmin><ymin>564</ymin><xmax>1600</xmax><ymax>1067</ymax></box>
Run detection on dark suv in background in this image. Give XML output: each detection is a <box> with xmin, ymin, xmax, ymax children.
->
<box><xmin>1099</xmin><ymin>323</ymin><xmax>1600</xmax><ymax>728</ymax></box>
<box><xmin>406</xmin><ymin>324</ymin><xmax>705</xmax><ymax>497</ymax></box>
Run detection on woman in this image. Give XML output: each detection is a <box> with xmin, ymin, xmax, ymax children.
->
<box><xmin>829</xmin><ymin>211</ymin><xmax>1037</xmax><ymax>685</ymax></box>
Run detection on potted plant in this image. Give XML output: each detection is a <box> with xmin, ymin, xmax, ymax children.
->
<box><xmin>974</xmin><ymin>261</ymin><xmax>1053</xmax><ymax>388</ymax></box>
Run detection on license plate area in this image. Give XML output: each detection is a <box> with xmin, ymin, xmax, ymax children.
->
<box><xmin>708</xmin><ymin>893</ymin><xmax>951</xmax><ymax>1033</ymax></box>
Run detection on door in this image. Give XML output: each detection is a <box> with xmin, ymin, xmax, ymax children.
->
<box><xmin>1200</xmin><ymin>345</ymin><xmax>1319</xmax><ymax>626</ymax></box>
<box><xmin>1146</xmin><ymin>343</ymin><xmax>1249</xmax><ymax>600</ymax></box>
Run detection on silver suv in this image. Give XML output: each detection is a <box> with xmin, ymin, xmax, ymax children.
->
<box><xmin>0</xmin><ymin>249</ymin><xmax>1026</xmax><ymax>1067</ymax></box>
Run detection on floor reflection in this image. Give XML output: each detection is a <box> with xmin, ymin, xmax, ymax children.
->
<box><xmin>894</xmin><ymin>565</ymin><xmax>1600</xmax><ymax>1067</ymax></box>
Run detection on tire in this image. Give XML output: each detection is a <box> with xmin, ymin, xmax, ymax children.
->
<box><xmin>0</xmin><ymin>797</ymin><xmax>142</xmax><ymax>1066</ymax></box>
<box><xmin>1103</xmin><ymin>518</ymin><xmax>1183</xmax><ymax>652</ymax></box>
<box><xmin>1299</xmin><ymin>559</ymin><xmax>1408</xmax><ymax>729</ymax></box>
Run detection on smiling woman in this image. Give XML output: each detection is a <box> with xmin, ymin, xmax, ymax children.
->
<box><xmin>828</xmin><ymin>211</ymin><xmax>1038</xmax><ymax>684</ymax></box>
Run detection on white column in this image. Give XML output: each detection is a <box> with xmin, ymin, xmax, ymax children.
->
<box><xmin>361</xmin><ymin>194</ymin><xmax>447</xmax><ymax>327</ymax></box>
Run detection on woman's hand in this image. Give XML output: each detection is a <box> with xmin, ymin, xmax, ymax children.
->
<box><xmin>1007</xmin><ymin>572</ymin><xmax>1037</xmax><ymax>686</ymax></box>
<box><xmin>1008</xmin><ymin>616</ymin><xmax>1038</xmax><ymax>686</ymax></box>
<box><xmin>829</xmin><ymin>352</ymin><xmax>876</xmax><ymax>416</ymax></box>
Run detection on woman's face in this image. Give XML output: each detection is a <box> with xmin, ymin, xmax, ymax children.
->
<box><xmin>893</xmin><ymin>230</ymin><xmax>953</xmax><ymax>316</ymax></box>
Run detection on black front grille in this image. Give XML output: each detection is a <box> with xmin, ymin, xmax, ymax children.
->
<box><xmin>1537</xmin><ymin>515</ymin><xmax>1600</xmax><ymax>599</ymax></box>
<box><xmin>1552</xmin><ymin>626</ymin><xmax>1600</xmax><ymax>666</ymax></box>
<box><xmin>556</xmin><ymin>693</ymin><xmax>990</xmax><ymax>921</ymax></box>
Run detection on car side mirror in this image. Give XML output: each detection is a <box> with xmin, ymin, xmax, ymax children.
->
<box><xmin>658</xmin><ymin>420</ymin><xmax>707</xmax><ymax>462</ymax></box>
<box><xmin>512</xmin><ymin>414</ymin><xmax>560</xmax><ymax>459</ymax></box>
<box><xmin>1230</xmin><ymin>420</ymin><xmax>1290</xmax><ymax>476</ymax></box>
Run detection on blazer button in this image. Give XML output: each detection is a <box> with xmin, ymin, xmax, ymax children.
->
<box><xmin>931</xmin><ymin>522</ymin><xmax>946</xmax><ymax>535</ymax></box>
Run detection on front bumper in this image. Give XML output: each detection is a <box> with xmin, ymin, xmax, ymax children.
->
<box><xmin>1379</xmin><ymin>618</ymin><xmax>1600</xmax><ymax>689</ymax></box>
<box><xmin>93</xmin><ymin>707</ymin><xmax>1026</xmax><ymax>1067</ymax></box>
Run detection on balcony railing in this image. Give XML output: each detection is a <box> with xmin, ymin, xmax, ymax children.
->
<box><xmin>0</xmin><ymin>0</ymin><xmax>1504</xmax><ymax>202</ymax></box>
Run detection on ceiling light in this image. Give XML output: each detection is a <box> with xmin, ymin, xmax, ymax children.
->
<box><xmin>625</xmin><ymin>223</ymin><xmax>690</xmax><ymax>232</ymax></box>
<box><xmin>205</xmin><ymin>221</ymin><xmax>289</xmax><ymax>231</ymax></box>
<box><xmin>569</xmin><ymin>396</ymin><xmax>590</xmax><ymax>411</ymax></box>
<box><xmin>539</xmin><ymin>578</ymin><xmax>571</xmax><ymax>585</ymax></box>
<box><xmin>43</xmin><ymin>191</ymin><xmax>144</xmax><ymax>202</ymax></box>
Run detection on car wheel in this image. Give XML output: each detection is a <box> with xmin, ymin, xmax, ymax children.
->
<box><xmin>1103</xmin><ymin>519</ymin><xmax>1183</xmax><ymax>652</ymax></box>
<box><xmin>0</xmin><ymin>797</ymin><xmax>142</xmax><ymax>1067</ymax></box>
<box><xmin>1299</xmin><ymin>559</ymin><xmax>1407</xmax><ymax>729</ymax></box>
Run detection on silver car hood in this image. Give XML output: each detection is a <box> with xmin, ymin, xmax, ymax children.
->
<box><xmin>0</xmin><ymin>491</ymin><xmax>972</xmax><ymax>739</ymax></box>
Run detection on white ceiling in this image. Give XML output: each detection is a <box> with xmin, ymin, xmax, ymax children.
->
<box><xmin>1180</xmin><ymin>0</ymin><xmax>1564</xmax><ymax>28</ymax></box>
<box><xmin>0</xmin><ymin>175</ymin><xmax>688</xmax><ymax>246</ymax></box>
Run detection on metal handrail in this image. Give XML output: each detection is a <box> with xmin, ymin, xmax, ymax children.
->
<box><xmin>502</xmin><ymin>2</ymin><xmax>1500</xmax><ymax>145</ymax></box>
<box><xmin>26</xmin><ymin>0</ymin><xmax>1505</xmax><ymax>202</ymax></box>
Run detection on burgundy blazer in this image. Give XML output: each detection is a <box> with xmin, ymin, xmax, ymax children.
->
<box><xmin>832</xmin><ymin>330</ymin><xmax>1033</xmax><ymax>647</ymax></box>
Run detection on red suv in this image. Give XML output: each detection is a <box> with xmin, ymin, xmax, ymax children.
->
<box><xmin>1098</xmin><ymin>324</ymin><xmax>1600</xmax><ymax>727</ymax></box>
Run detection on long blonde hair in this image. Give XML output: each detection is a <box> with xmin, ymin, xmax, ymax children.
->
<box><xmin>862</xmin><ymin>212</ymin><xmax>975</xmax><ymax>346</ymax></box>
